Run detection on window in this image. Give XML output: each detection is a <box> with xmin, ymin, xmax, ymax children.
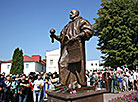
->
<box><xmin>7</xmin><ymin>65</ymin><xmax>10</xmax><ymax>69</ymax></box>
<box><xmin>26</xmin><ymin>64</ymin><xmax>29</xmax><ymax>68</ymax></box>
<box><xmin>50</xmin><ymin>59</ymin><xmax>53</xmax><ymax>65</ymax></box>
<box><xmin>91</xmin><ymin>63</ymin><xmax>93</xmax><ymax>66</ymax></box>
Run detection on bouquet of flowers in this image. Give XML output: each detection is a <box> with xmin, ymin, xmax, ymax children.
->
<box><xmin>53</xmin><ymin>81</ymin><xmax>81</xmax><ymax>94</ymax></box>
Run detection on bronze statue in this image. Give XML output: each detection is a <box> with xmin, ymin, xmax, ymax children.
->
<box><xmin>50</xmin><ymin>9</ymin><xmax>93</xmax><ymax>87</ymax></box>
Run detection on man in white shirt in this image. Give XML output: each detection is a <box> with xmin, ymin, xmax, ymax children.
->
<box><xmin>133</xmin><ymin>70</ymin><xmax>138</xmax><ymax>90</ymax></box>
<box><xmin>33</xmin><ymin>75</ymin><xmax>44</xmax><ymax>102</ymax></box>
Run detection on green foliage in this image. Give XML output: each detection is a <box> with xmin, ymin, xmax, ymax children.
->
<box><xmin>93</xmin><ymin>0</ymin><xmax>138</xmax><ymax>69</ymax></box>
<box><xmin>10</xmin><ymin>48</ymin><xmax>24</xmax><ymax>74</ymax></box>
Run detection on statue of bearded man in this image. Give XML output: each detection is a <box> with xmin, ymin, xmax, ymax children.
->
<box><xmin>50</xmin><ymin>9</ymin><xmax>93</xmax><ymax>87</ymax></box>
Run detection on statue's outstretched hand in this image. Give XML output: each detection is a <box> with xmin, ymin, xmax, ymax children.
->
<box><xmin>50</xmin><ymin>29</ymin><xmax>56</xmax><ymax>43</ymax></box>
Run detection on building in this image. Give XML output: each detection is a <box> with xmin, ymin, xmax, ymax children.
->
<box><xmin>1</xmin><ymin>55</ymin><xmax>46</xmax><ymax>75</ymax></box>
<box><xmin>46</xmin><ymin>48</ymin><xmax>103</xmax><ymax>73</ymax></box>
<box><xmin>46</xmin><ymin>49</ymin><xmax>60</xmax><ymax>73</ymax></box>
<box><xmin>86</xmin><ymin>60</ymin><xmax>103</xmax><ymax>71</ymax></box>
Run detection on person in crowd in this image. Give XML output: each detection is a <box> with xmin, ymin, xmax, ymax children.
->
<box><xmin>40</xmin><ymin>72</ymin><xmax>44</xmax><ymax>77</ymax></box>
<box><xmin>94</xmin><ymin>71</ymin><xmax>99</xmax><ymax>88</ymax></box>
<box><xmin>11</xmin><ymin>75</ymin><xmax>18</xmax><ymax>102</ymax></box>
<box><xmin>90</xmin><ymin>71</ymin><xmax>95</xmax><ymax>86</ymax></box>
<box><xmin>42</xmin><ymin>73</ymin><xmax>46</xmax><ymax>99</ymax></box>
<box><xmin>89</xmin><ymin>70</ymin><xmax>93</xmax><ymax>86</ymax></box>
<box><xmin>4</xmin><ymin>75</ymin><xmax>12</xmax><ymax>102</ymax></box>
<box><xmin>91</xmin><ymin>71</ymin><xmax>96</xmax><ymax>87</ymax></box>
<box><xmin>18</xmin><ymin>74</ymin><xmax>29</xmax><ymax>102</ymax></box>
<box><xmin>0</xmin><ymin>74</ymin><xmax>5</xmax><ymax>102</ymax></box>
<box><xmin>1</xmin><ymin>72</ymin><xmax>5</xmax><ymax>78</ymax></box>
<box><xmin>33</xmin><ymin>74</ymin><xmax>44</xmax><ymax>102</ymax></box>
<box><xmin>44</xmin><ymin>73</ymin><xmax>52</xmax><ymax>100</ymax></box>
<box><xmin>136</xmin><ymin>73</ymin><xmax>138</xmax><ymax>90</ymax></box>
<box><xmin>111</xmin><ymin>71</ymin><xmax>118</xmax><ymax>93</ymax></box>
<box><xmin>96</xmin><ymin>72</ymin><xmax>100</xmax><ymax>89</ymax></box>
<box><xmin>15</xmin><ymin>74</ymin><xmax>20</xmax><ymax>102</ymax></box>
<box><xmin>86</xmin><ymin>73</ymin><xmax>90</xmax><ymax>86</ymax></box>
<box><xmin>122</xmin><ymin>72</ymin><xmax>129</xmax><ymax>91</ymax></box>
<box><xmin>102</xmin><ymin>69</ymin><xmax>107</xmax><ymax>89</ymax></box>
<box><xmin>133</xmin><ymin>70</ymin><xmax>138</xmax><ymax>90</ymax></box>
<box><xmin>108</xmin><ymin>69</ymin><xmax>112</xmax><ymax>92</ymax></box>
<box><xmin>102</xmin><ymin>69</ymin><xmax>110</xmax><ymax>90</ymax></box>
<box><xmin>28</xmin><ymin>74</ymin><xmax>34</xmax><ymax>102</ymax></box>
<box><xmin>118</xmin><ymin>72</ymin><xmax>123</xmax><ymax>92</ymax></box>
<box><xmin>86</xmin><ymin>70</ymin><xmax>90</xmax><ymax>76</ymax></box>
<box><xmin>129</xmin><ymin>71</ymin><xmax>135</xmax><ymax>91</ymax></box>
<box><xmin>49</xmin><ymin>73</ymin><xmax>59</xmax><ymax>90</ymax></box>
<box><xmin>98</xmin><ymin>72</ymin><xmax>103</xmax><ymax>89</ymax></box>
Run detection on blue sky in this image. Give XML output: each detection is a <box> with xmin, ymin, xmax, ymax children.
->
<box><xmin>0</xmin><ymin>0</ymin><xmax>102</xmax><ymax>62</ymax></box>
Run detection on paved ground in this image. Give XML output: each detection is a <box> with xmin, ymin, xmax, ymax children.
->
<box><xmin>103</xmin><ymin>91</ymin><xmax>136</xmax><ymax>102</ymax></box>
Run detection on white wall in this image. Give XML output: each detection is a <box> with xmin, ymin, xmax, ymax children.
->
<box><xmin>86</xmin><ymin>60</ymin><xmax>102</xmax><ymax>71</ymax></box>
<box><xmin>24</xmin><ymin>62</ymin><xmax>36</xmax><ymax>75</ymax></box>
<box><xmin>1</xmin><ymin>63</ymin><xmax>11</xmax><ymax>75</ymax></box>
<box><xmin>46</xmin><ymin>49</ymin><xmax>104</xmax><ymax>73</ymax></box>
<box><xmin>1</xmin><ymin>62</ymin><xmax>45</xmax><ymax>75</ymax></box>
<box><xmin>46</xmin><ymin>49</ymin><xmax>60</xmax><ymax>73</ymax></box>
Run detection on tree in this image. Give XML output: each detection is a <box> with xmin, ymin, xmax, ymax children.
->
<box><xmin>10</xmin><ymin>48</ymin><xmax>24</xmax><ymax>74</ymax></box>
<box><xmin>93</xmin><ymin>0</ymin><xmax>138</xmax><ymax>69</ymax></box>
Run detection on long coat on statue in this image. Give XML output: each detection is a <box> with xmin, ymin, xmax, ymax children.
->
<box><xmin>58</xmin><ymin>16</ymin><xmax>93</xmax><ymax>86</ymax></box>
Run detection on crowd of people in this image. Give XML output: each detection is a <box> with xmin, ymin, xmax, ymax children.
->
<box><xmin>86</xmin><ymin>67</ymin><xmax>138</xmax><ymax>93</ymax></box>
<box><xmin>0</xmin><ymin>67</ymin><xmax>138</xmax><ymax>102</ymax></box>
<box><xmin>0</xmin><ymin>72</ymin><xmax>59</xmax><ymax>102</ymax></box>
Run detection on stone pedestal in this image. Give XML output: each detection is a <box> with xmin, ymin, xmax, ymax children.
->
<box><xmin>47</xmin><ymin>90</ymin><xmax>107</xmax><ymax>102</ymax></box>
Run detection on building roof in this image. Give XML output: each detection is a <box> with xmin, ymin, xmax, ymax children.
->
<box><xmin>24</xmin><ymin>55</ymin><xmax>41</xmax><ymax>62</ymax></box>
<box><xmin>46</xmin><ymin>48</ymin><xmax>60</xmax><ymax>52</ymax></box>
<box><xmin>2</xmin><ymin>60</ymin><xmax>12</xmax><ymax>63</ymax></box>
<box><xmin>2</xmin><ymin>55</ymin><xmax>46</xmax><ymax>65</ymax></box>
